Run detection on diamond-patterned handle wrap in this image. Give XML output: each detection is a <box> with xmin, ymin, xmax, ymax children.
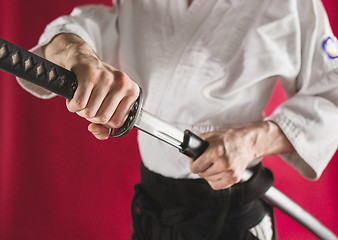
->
<box><xmin>0</xmin><ymin>37</ymin><xmax>142</xmax><ymax>137</ymax></box>
<box><xmin>0</xmin><ymin>37</ymin><xmax>77</xmax><ymax>99</ymax></box>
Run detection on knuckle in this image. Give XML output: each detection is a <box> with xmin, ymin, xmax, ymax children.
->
<box><xmin>98</xmin><ymin>115</ymin><xmax>110</xmax><ymax>124</ymax></box>
<box><xmin>115</xmin><ymin>71</ymin><xmax>137</xmax><ymax>91</ymax></box>
<box><xmin>127</xmin><ymin>87</ymin><xmax>139</xmax><ymax>101</ymax></box>
<box><xmin>101</xmin><ymin>72</ymin><xmax>114</xmax><ymax>88</ymax></box>
<box><xmin>75</xmin><ymin>98</ymin><xmax>86</xmax><ymax>109</ymax></box>
<box><xmin>216</xmin><ymin>145</ymin><xmax>226</xmax><ymax>157</ymax></box>
<box><xmin>69</xmin><ymin>98</ymin><xmax>86</xmax><ymax>112</ymax></box>
<box><xmin>190</xmin><ymin>165</ymin><xmax>198</xmax><ymax>174</ymax></box>
<box><xmin>113</xmin><ymin>71</ymin><xmax>127</xmax><ymax>85</ymax></box>
<box><xmin>82</xmin><ymin>109</ymin><xmax>96</xmax><ymax>119</ymax></box>
<box><xmin>83</xmin><ymin>110</ymin><xmax>96</xmax><ymax>119</ymax></box>
<box><xmin>110</xmin><ymin>117</ymin><xmax>124</xmax><ymax>128</ymax></box>
<box><xmin>120</xmin><ymin>78</ymin><xmax>132</xmax><ymax>91</ymax></box>
<box><xmin>233</xmin><ymin>176</ymin><xmax>241</xmax><ymax>184</ymax></box>
<box><xmin>210</xmin><ymin>182</ymin><xmax>222</xmax><ymax>191</ymax></box>
<box><xmin>228</xmin><ymin>169</ymin><xmax>236</xmax><ymax>178</ymax></box>
<box><xmin>86</xmin><ymin>68</ymin><xmax>100</xmax><ymax>83</ymax></box>
<box><xmin>231</xmin><ymin>171</ymin><xmax>241</xmax><ymax>182</ymax></box>
<box><xmin>110</xmin><ymin>71</ymin><xmax>140</xmax><ymax>100</ymax></box>
<box><xmin>119</xmin><ymin>71</ymin><xmax>131</xmax><ymax>82</ymax></box>
<box><xmin>131</xmin><ymin>84</ymin><xmax>140</xmax><ymax>98</ymax></box>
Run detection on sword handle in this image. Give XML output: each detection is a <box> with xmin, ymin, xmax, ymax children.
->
<box><xmin>0</xmin><ymin>37</ymin><xmax>141</xmax><ymax>137</ymax></box>
<box><xmin>0</xmin><ymin>37</ymin><xmax>77</xmax><ymax>99</ymax></box>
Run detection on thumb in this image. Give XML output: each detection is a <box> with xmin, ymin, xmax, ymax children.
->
<box><xmin>88</xmin><ymin>123</ymin><xmax>110</xmax><ymax>140</ymax></box>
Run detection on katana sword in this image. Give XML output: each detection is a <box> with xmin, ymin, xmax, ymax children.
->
<box><xmin>0</xmin><ymin>37</ymin><xmax>337</xmax><ymax>240</ymax></box>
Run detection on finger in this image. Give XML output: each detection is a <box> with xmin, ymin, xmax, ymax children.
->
<box><xmin>198</xmin><ymin>159</ymin><xmax>231</xmax><ymax>178</ymax></box>
<box><xmin>79</xmin><ymin>70</ymin><xmax>126</xmax><ymax>119</ymax></box>
<box><xmin>108</xmin><ymin>95</ymin><xmax>138</xmax><ymax>128</ymax></box>
<box><xmin>202</xmin><ymin>169</ymin><xmax>235</xmax><ymax>181</ymax></box>
<box><xmin>190</xmin><ymin>155</ymin><xmax>214</xmax><ymax>174</ymax></box>
<box><xmin>202</xmin><ymin>171</ymin><xmax>224</xmax><ymax>181</ymax></box>
<box><xmin>66</xmin><ymin>78</ymin><xmax>93</xmax><ymax>112</ymax></box>
<box><xmin>88</xmin><ymin>89</ymin><xmax>124</xmax><ymax>127</ymax></box>
<box><xmin>91</xmin><ymin>83</ymin><xmax>139</xmax><ymax>128</ymax></box>
<box><xmin>77</xmin><ymin>83</ymin><xmax>112</xmax><ymax>120</ymax></box>
<box><xmin>207</xmin><ymin>177</ymin><xmax>240</xmax><ymax>190</ymax></box>
<box><xmin>208</xmin><ymin>179</ymin><xmax>233</xmax><ymax>190</ymax></box>
<box><xmin>88</xmin><ymin>123</ymin><xmax>110</xmax><ymax>140</ymax></box>
<box><xmin>198</xmin><ymin>161</ymin><xmax>220</xmax><ymax>178</ymax></box>
<box><xmin>190</xmin><ymin>147</ymin><xmax>220</xmax><ymax>174</ymax></box>
<box><xmin>198</xmin><ymin>131</ymin><xmax>214</xmax><ymax>139</ymax></box>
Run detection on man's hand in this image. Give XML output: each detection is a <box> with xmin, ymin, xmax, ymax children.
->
<box><xmin>44</xmin><ymin>34</ymin><xmax>139</xmax><ymax>140</ymax></box>
<box><xmin>190</xmin><ymin>121</ymin><xmax>295</xmax><ymax>190</ymax></box>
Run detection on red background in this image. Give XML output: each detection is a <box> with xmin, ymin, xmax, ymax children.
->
<box><xmin>0</xmin><ymin>0</ymin><xmax>337</xmax><ymax>239</ymax></box>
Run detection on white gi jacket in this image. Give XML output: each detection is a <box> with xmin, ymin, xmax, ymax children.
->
<box><xmin>18</xmin><ymin>0</ymin><xmax>338</xmax><ymax>180</ymax></box>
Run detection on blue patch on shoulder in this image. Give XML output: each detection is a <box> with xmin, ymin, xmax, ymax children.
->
<box><xmin>322</xmin><ymin>37</ymin><xmax>338</xmax><ymax>59</ymax></box>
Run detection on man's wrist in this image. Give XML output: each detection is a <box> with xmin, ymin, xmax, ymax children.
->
<box><xmin>43</xmin><ymin>33</ymin><xmax>86</xmax><ymax>67</ymax></box>
<box><xmin>256</xmin><ymin>120</ymin><xmax>295</xmax><ymax>158</ymax></box>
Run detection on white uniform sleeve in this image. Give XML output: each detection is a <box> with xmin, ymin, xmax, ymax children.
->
<box><xmin>17</xmin><ymin>3</ymin><xmax>120</xmax><ymax>99</ymax></box>
<box><xmin>267</xmin><ymin>0</ymin><xmax>338</xmax><ymax>179</ymax></box>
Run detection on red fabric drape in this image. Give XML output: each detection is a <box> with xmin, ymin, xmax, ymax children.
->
<box><xmin>0</xmin><ymin>1</ymin><xmax>337</xmax><ymax>239</ymax></box>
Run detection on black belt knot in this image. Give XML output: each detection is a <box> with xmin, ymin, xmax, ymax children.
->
<box><xmin>131</xmin><ymin>162</ymin><xmax>274</xmax><ymax>240</ymax></box>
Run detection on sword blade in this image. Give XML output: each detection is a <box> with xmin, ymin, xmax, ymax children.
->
<box><xmin>134</xmin><ymin>109</ymin><xmax>184</xmax><ymax>150</ymax></box>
